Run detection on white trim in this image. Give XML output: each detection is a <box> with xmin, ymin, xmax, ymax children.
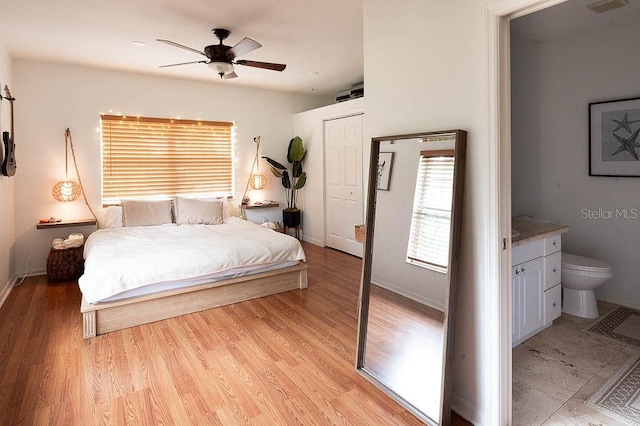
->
<box><xmin>452</xmin><ymin>392</ymin><xmax>482</xmax><ymax>426</ymax></box>
<box><xmin>371</xmin><ymin>279</ymin><xmax>445</xmax><ymax>312</ymax></box>
<box><xmin>485</xmin><ymin>8</ymin><xmax>507</xmax><ymax>426</ymax></box>
<box><xmin>0</xmin><ymin>274</ymin><xmax>18</xmax><ymax>309</ymax></box>
<box><xmin>301</xmin><ymin>236</ymin><xmax>323</xmax><ymax>247</ymax></box>
<box><xmin>324</xmin><ymin>112</ymin><xmax>365</xmax><ymax>122</ymax></box>
<box><xmin>15</xmin><ymin>269</ymin><xmax>46</xmax><ymax>278</ymax></box>
<box><xmin>596</xmin><ymin>298</ymin><xmax>640</xmax><ymax>311</ymax></box>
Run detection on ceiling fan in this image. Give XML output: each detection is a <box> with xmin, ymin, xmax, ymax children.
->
<box><xmin>157</xmin><ymin>28</ymin><xmax>286</xmax><ymax>79</ymax></box>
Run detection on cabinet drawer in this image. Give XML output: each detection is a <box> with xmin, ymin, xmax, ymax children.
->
<box><xmin>544</xmin><ymin>251</ymin><xmax>562</xmax><ymax>290</ymax></box>
<box><xmin>512</xmin><ymin>239</ymin><xmax>544</xmax><ymax>265</ymax></box>
<box><xmin>544</xmin><ymin>284</ymin><xmax>562</xmax><ymax>325</ymax></box>
<box><xmin>543</xmin><ymin>235</ymin><xmax>561</xmax><ymax>256</ymax></box>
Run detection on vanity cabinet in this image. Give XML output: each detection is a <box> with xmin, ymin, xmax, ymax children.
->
<box><xmin>512</xmin><ymin>234</ymin><xmax>562</xmax><ymax>347</ymax></box>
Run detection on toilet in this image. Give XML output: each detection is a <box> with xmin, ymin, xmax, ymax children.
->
<box><xmin>561</xmin><ymin>253</ymin><xmax>614</xmax><ymax>319</ymax></box>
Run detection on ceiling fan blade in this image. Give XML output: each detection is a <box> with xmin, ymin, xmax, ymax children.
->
<box><xmin>159</xmin><ymin>60</ymin><xmax>208</xmax><ymax>68</ymax></box>
<box><xmin>235</xmin><ymin>60</ymin><xmax>286</xmax><ymax>72</ymax></box>
<box><xmin>156</xmin><ymin>39</ymin><xmax>206</xmax><ymax>57</ymax></box>
<box><xmin>222</xmin><ymin>71</ymin><xmax>238</xmax><ymax>79</ymax></box>
<box><xmin>228</xmin><ymin>37</ymin><xmax>262</xmax><ymax>58</ymax></box>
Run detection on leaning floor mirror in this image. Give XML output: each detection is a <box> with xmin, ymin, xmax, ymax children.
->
<box><xmin>356</xmin><ymin>130</ymin><xmax>466</xmax><ymax>425</ymax></box>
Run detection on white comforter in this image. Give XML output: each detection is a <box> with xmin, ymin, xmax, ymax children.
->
<box><xmin>78</xmin><ymin>217</ymin><xmax>306</xmax><ymax>303</ymax></box>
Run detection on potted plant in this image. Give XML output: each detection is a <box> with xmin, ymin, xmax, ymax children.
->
<box><xmin>263</xmin><ymin>136</ymin><xmax>307</xmax><ymax>227</ymax></box>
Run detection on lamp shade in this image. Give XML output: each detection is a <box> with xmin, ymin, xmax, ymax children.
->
<box><xmin>208</xmin><ymin>61</ymin><xmax>234</xmax><ymax>76</ymax></box>
<box><xmin>249</xmin><ymin>173</ymin><xmax>267</xmax><ymax>190</ymax></box>
<box><xmin>52</xmin><ymin>180</ymin><xmax>81</xmax><ymax>202</ymax></box>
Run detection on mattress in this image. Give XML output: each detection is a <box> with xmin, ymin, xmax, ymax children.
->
<box><xmin>79</xmin><ymin>217</ymin><xmax>306</xmax><ymax>303</ymax></box>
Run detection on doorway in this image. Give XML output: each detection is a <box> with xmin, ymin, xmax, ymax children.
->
<box><xmin>324</xmin><ymin>114</ymin><xmax>364</xmax><ymax>257</ymax></box>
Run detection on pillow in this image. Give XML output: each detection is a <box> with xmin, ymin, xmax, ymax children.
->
<box><xmin>186</xmin><ymin>196</ymin><xmax>230</xmax><ymax>222</ymax></box>
<box><xmin>102</xmin><ymin>206</ymin><xmax>123</xmax><ymax>228</ymax></box>
<box><xmin>122</xmin><ymin>200</ymin><xmax>173</xmax><ymax>227</ymax></box>
<box><xmin>175</xmin><ymin>197</ymin><xmax>224</xmax><ymax>225</ymax></box>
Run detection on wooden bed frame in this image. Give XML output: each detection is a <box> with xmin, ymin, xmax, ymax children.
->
<box><xmin>80</xmin><ymin>263</ymin><xmax>308</xmax><ymax>339</ymax></box>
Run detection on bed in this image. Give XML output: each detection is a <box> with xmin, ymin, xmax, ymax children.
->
<box><xmin>78</xmin><ymin>201</ymin><xmax>307</xmax><ymax>339</ymax></box>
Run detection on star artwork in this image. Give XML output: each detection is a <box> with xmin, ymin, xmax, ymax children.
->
<box><xmin>611</xmin><ymin>127</ymin><xmax>640</xmax><ymax>160</ymax></box>
<box><xmin>610</xmin><ymin>112</ymin><xmax>640</xmax><ymax>160</ymax></box>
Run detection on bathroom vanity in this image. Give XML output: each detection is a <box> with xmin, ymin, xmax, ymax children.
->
<box><xmin>511</xmin><ymin>219</ymin><xmax>570</xmax><ymax>347</ymax></box>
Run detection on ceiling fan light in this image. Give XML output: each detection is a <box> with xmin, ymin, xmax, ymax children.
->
<box><xmin>209</xmin><ymin>61</ymin><xmax>234</xmax><ymax>77</ymax></box>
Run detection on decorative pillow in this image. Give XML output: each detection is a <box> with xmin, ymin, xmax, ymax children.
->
<box><xmin>122</xmin><ymin>200</ymin><xmax>173</xmax><ymax>227</ymax></box>
<box><xmin>102</xmin><ymin>206</ymin><xmax>123</xmax><ymax>228</ymax></box>
<box><xmin>175</xmin><ymin>197</ymin><xmax>224</xmax><ymax>225</ymax></box>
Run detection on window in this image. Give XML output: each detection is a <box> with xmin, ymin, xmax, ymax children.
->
<box><xmin>406</xmin><ymin>150</ymin><xmax>455</xmax><ymax>272</ymax></box>
<box><xmin>101</xmin><ymin>115</ymin><xmax>234</xmax><ymax>204</ymax></box>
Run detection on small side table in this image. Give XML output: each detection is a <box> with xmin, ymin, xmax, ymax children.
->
<box><xmin>46</xmin><ymin>245</ymin><xmax>85</xmax><ymax>282</ymax></box>
<box><xmin>284</xmin><ymin>225</ymin><xmax>301</xmax><ymax>240</ymax></box>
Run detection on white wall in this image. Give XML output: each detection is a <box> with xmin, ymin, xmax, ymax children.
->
<box><xmin>511</xmin><ymin>34</ymin><xmax>542</xmax><ymax>217</ymax></box>
<box><xmin>13</xmin><ymin>59</ymin><xmax>330</xmax><ymax>274</ymax></box>
<box><xmin>293</xmin><ymin>97</ymin><xmax>364</xmax><ymax>245</ymax></box>
<box><xmin>0</xmin><ymin>44</ymin><xmax>15</xmax><ymax>305</ymax></box>
<box><xmin>364</xmin><ymin>0</ymin><xmax>497</xmax><ymax>423</ymax></box>
<box><xmin>511</xmin><ymin>21</ymin><xmax>640</xmax><ymax>309</ymax></box>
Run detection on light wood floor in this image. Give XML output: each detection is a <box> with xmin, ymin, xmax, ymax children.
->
<box><xmin>365</xmin><ymin>285</ymin><xmax>445</xmax><ymax>422</ymax></box>
<box><xmin>0</xmin><ymin>243</ymin><xmax>471</xmax><ymax>425</ymax></box>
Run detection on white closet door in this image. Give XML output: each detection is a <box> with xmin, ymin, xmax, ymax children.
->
<box><xmin>324</xmin><ymin>114</ymin><xmax>364</xmax><ymax>257</ymax></box>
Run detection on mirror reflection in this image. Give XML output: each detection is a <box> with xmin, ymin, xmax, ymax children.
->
<box><xmin>356</xmin><ymin>131</ymin><xmax>466</xmax><ymax>425</ymax></box>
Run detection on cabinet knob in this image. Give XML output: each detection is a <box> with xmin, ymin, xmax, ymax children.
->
<box><xmin>520</xmin><ymin>267</ymin><xmax>526</xmax><ymax>273</ymax></box>
<box><xmin>515</xmin><ymin>269</ymin><xmax>520</xmax><ymax>275</ymax></box>
<box><xmin>553</xmin><ymin>267</ymin><xmax>558</xmax><ymax>273</ymax></box>
<box><xmin>552</xmin><ymin>240</ymin><xmax>558</xmax><ymax>246</ymax></box>
<box><xmin>553</xmin><ymin>302</ymin><xmax>558</xmax><ymax>308</ymax></box>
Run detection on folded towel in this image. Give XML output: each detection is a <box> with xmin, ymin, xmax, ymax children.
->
<box><xmin>62</xmin><ymin>233</ymin><xmax>85</xmax><ymax>248</ymax></box>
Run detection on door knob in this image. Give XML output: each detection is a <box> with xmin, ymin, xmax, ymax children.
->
<box><xmin>552</xmin><ymin>240</ymin><xmax>558</xmax><ymax>246</ymax></box>
<box><xmin>553</xmin><ymin>302</ymin><xmax>558</xmax><ymax>308</ymax></box>
<box><xmin>520</xmin><ymin>267</ymin><xmax>526</xmax><ymax>273</ymax></box>
<box><xmin>553</xmin><ymin>267</ymin><xmax>558</xmax><ymax>273</ymax></box>
<box><xmin>515</xmin><ymin>269</ymin><xmax>520</xmax><ymax>275</ymax></box>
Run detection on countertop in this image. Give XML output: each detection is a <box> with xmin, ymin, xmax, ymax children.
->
<box><xmin>511</xmin><ymin>219</ymin><xmax>570</xmax><ymax>247</ymax></box>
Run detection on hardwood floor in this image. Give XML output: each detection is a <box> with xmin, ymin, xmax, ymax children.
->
<box><xmin>0</xmin><ymin>243</ymin><xmax>471</xmax><ymax>425</ymax></box>
<box><xmin>365</xmin><ymin>285</ymin><xmax>445</xmax><ymax>422</ymax></box>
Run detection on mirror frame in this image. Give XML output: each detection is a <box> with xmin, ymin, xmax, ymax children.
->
<box><xmin>355</xmin><ymin>130</ymin><xmax>467</xmax><ymax>425</ymax></box>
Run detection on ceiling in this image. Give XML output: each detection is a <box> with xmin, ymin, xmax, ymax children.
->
<box><xmin>0</xmin><ymin>0</ymin><xmax>363</xmax><ymax>96</ymax></box>
<box><xmin>512</xmin><ymin>0</ymin><xmax>640</xmax><ymax>41</ymax></box>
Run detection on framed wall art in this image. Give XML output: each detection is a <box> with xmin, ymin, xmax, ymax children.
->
<box><xmin>377</xmin><ymin>152</ymin><xmax>394</xmax><ymax>190</ymax></box>
<box><xmin>590</xmin><ymin>96</ymin><xmax>640</xmax><ymax>177</ymax></box>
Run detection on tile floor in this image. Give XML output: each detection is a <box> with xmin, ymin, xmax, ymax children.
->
<box><xmin>512</xmin><ymin>301</ymin><xmax>640</xmax><ymax>425</ymax></box>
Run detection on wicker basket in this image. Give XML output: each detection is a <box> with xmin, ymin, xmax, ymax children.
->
<box><xmin>46</xmin><ymin>245</ymin><xmax>84</xmax><ymax>282</ymax></box>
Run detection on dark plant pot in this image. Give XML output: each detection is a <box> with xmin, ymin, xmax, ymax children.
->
<box><xmin>283</xmin><ymin>208</ymin><xmax>301</xmax><ymax>227</ymax></box>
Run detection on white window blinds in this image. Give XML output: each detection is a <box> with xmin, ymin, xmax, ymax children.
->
<box><xmin>101</xmin><ymin>115</ymin><xmax>233</xmax><ymax>204</ymax></box>
<box><xmin>406</xmin><ymin>151</ymin><xmax>455</xmax><ymax>271</ymax></box>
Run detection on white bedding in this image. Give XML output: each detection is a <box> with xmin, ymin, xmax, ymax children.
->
<box><xmin>78</xmin><ymin>217</ymin><xmax>306</xmax><ymax>304</ymax></box>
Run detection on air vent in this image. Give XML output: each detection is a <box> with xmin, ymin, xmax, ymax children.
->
<box><xmin>587</xmin><ymin>0</ymin><xmax>629</xmax><ymax>13</ymax></box>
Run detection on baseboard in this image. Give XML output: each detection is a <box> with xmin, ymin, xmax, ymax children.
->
<box><xmin>452</xmin><ymin>393</ymin><xmax>481</xmax><ymax>425</ymax></box>
<box><xmin>301</xmin><ymin>236</ymin><xmax>323</xmax><ymax>247</ymax></box>
<box><xmin>597</xmin><ymin>297</ymin><xmax>640</xmax><ymax>311</ymax></box>
<box><xmin>0</xmin><ymin>274</ymin><xmax>17</xmax><ymax>309</ymax></box>
<box><xmin>14</xmin><ymin>268</ymin><xmax>46</xmax><ymax>278</ymax></box>
<box><xmin>371</xmin><ymin>279</ymin><xmax>445</xmax><ymax>312</ymax></box>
